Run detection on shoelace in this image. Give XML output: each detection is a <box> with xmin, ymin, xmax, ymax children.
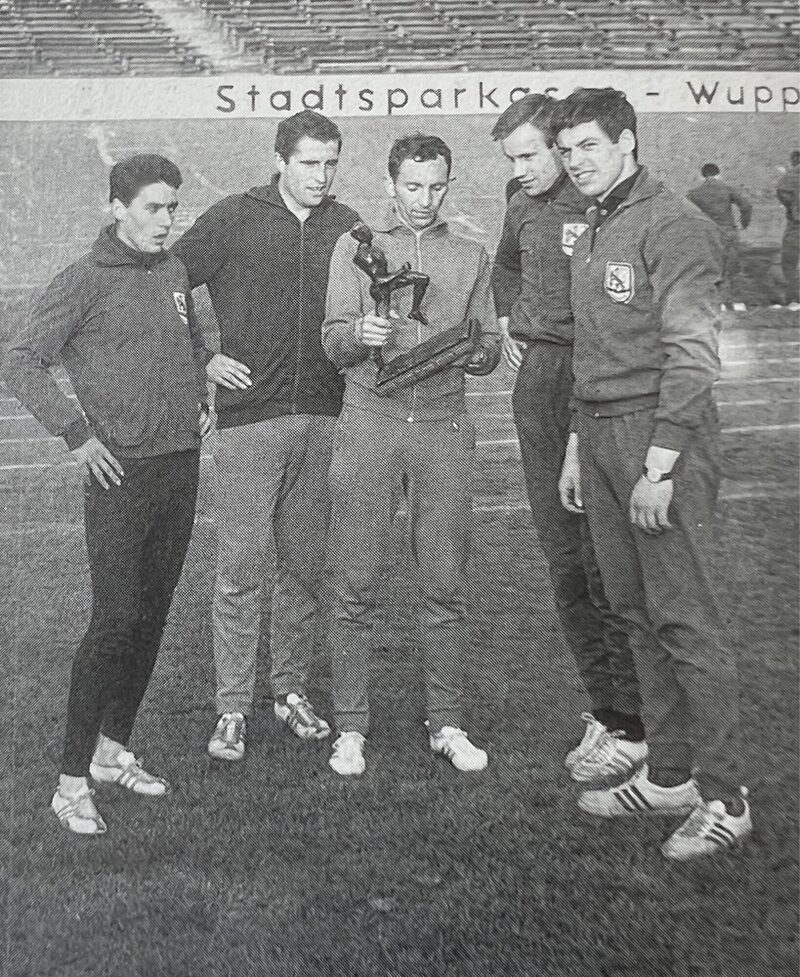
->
<box><xmin>291</xmin><ymin>698</ymin><xmax>323</xmax><ymax>729</ymax></box>
<box><xmin>675</xmin><ymin>802</ymin><xmax>715</xmax><ymax>838</ymax></box>
<box><xmin>221</xmin><ymin>717</ymin><xmax>244</xmax><ymax>743</ymax></box>
<box><xmin>580</xmin><ymin>729</ymin><xmax>624</xmax><ymax>764</ymax></box>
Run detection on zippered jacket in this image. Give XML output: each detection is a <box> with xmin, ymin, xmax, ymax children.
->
<box><xmin>323</xmin><ymin>204</ymin><xmax>499</xmax><ymax>421</ymax></box>
<box><xmin>570</xmin><ymin>168</ymin><xmax>724</xmax><ymax>452</ymax></box>
<box><xmin>2</xmin><ymin>226</ymin><xmax>210</xmax><ymax>457</ymax></box>
<box><xmin>172</xmin><ymin>178</ymin><xmax>358</xmax><ymax>428</ymax></box>
<box><xmin>686</xmin><ymin>178</ymin><xmax>752</xmax><ymax>231</ymax></box>
<box><xmin>492</xmin><ymin>173</ymin><xmax>589</xmax><ymax>345</ymax></box>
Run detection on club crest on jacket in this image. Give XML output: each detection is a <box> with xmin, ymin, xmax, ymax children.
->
<box><xmin>604</xmin><ymin>262</ymin><xmax>635</xmax><ymax>303</ymax></box>
<box><xmin>173</xmin><ymin>291</ymin><xmax>188</xmax><ymax>325</ymax></box>
<box><xmin>561</xmin><ymin>222</ymin><xmax>588</xmax><ymax>256</ymax></box>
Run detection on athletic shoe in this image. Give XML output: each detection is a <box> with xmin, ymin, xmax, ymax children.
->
<box><xmin>662</xmin><ymin>789</ymin><xmax>752</xmax><ymax>861</ymax></box>
<box><xmin>570</xmin><ymin>729</ymin><xmax>649</xmax><ymax>785</ymax></box>
<box><xmin>329</xmin><ymin>731</ymin><xmax>366</xmax><ymax>776</ymax></box>
<box><xmin>578</xmin><ymin>765</ymin><xmax>700</xmax><ymax>818</ymax></box>
<box><xmin>731</xmin><ymin>302</ymin><xmax>747</xmax><ymax>312</ymax></box>
<box><xmin>51</xmin><ymin>788</ymin><xmax>107</xmax><ymax>836</ymax></box>
<box><xmin>208</xmin><ymin>712</ymin><xmax>247</xmax><ymax>761</ymax></box>
<box><xmin>89</xmin><ymin>750</ymin><xmax>169</xmax><ymax>796</ymax></box>
<box><xmin>789</xmin><ymin>302</ymin><xmax>800</xmax><ymax>312</ymax></box>
<box><xmin>274</xmin><ymin>693</ymin><xmax>331</xmax><ymax>741</ymax></box>
<box><xmin>565</xmin><ymin>712</ymin><xmax>608</xmax><ymax>770</ymax></box>
<box><xmin>427</xmin><ymin>723</ymin><xmax>488</xmax><ymax>772</ymax></box>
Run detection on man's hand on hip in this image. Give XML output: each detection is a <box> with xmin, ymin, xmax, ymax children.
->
<box><xmin>72</xmin><ymin>436</ymin><xmax>124</xmax><ymax>489</ymax></box>
<box><xmin>207</xmin><ymin>353</ymin><xmax>252</xmax><ymax>390</ymax></box>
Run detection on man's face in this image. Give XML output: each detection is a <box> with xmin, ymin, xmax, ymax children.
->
<box><xmin>112</xmin><ymin>181</ymin><xmax>178</xmax><ymax>253</ymax></box>
<box><xmin>276</xmin><ymin>136</ymin><xmax>340</xmax><ymax>209</ymax></box>
<box><xmin>500</xmin><ymin>122</ymin><xmax>562</xmax><ymax>196</ymax></box>
<box><xmin>557</xmin><ymin>120</ymin><xmax>633</xmax><ymax>198</ymax></box>
<box><xmin>389</xmin><ymin>155</ymin><xmax>450</xmax><ymax>230</ymax></box>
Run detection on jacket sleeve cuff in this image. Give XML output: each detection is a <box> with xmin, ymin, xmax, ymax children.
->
<box><xmin>64</xmin><ymin>418</ymin><xmax>92</xmax><ymax>451</ymax></box>
<box><xmin>651</xmin><ymin>420</ymin><xmax>693</xmax><ymax>453</ymax></box>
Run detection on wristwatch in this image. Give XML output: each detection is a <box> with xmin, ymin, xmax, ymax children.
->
<box><xmin>642</xmin><ymin>465</ymin><xmax>672</xmax><ymax>483</ymax></box>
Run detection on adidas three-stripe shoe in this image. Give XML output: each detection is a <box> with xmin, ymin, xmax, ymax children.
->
<box><xmin>564</xmin><ymin>713</ymin><xmax>608</xmax><ymax>770</ymax></box>
<box><xmin>274</xmin><ymin>693</ymin><xmax>331</xmax><ymax>741</ymax></box>
<box><xmin>427</xmin><ymin>724</ymin><xmax>488</xmax><ymax>772</ymax></box>
<box><xmin>89</xmin><ymin>750</ymin><xmax>169</xmax><ymax>796</ymax></box>
<box><xmin>578</xmin><ymin>765</ymin><xmax>700</xmax><ymax>819</ymax></box>
<box><xmin>570</xmin><ymin>729</ymin><xmax>649</xmax><ymax>785</ymax></box>
<box><xmin>661</xmin><ymin>790</ymin><xmax>752</xmax><ymax>861</ymax></box>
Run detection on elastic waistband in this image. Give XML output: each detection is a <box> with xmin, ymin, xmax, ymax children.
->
<box><xmin>573</xmin><ymin>392</ymin><xmax>659</xmax><ymax>418</ymax></box>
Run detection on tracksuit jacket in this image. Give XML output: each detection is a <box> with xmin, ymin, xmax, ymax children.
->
<box><xmin>569</xmin><ymin>167</ymin><xmax>724</xmax><ymax>452</ymax></box>
<box><xmin>491</xmin><ymin>172</ymin><xmax>588</xmax><ymax>344</ymax></box>
<box><xmin>323</xmin><ymin>204</ymin><xmax>499</xmax><ymax>420</ymax></box>
<box><xmin>686</xmin><ymin>178</ymin><xmax>752</xmax><ymax>231</ymax></box>
<box><xmin>172</xmin><ymin>177</ymin><xmax>359</xmax><ymax>428</ymax></box>
<box><xmin>2</xmin><ymin>226</ymin><xmax>210</xmax><ymax>457</ymax></box>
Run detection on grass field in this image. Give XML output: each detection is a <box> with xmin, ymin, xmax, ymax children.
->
<box><xmin>1</xmin><ymin>295</ymin><xmax>798</xmax><ymax>976</ymax></box>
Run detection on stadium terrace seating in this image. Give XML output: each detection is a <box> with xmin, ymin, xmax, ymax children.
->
<box><xmin>2</xmin><ymin>0</ymin><xmax>210</xmax><ymax>75</ymax></box>
<box><xmin>0</xmin><ymin>0</ymin><xmax>795</xmax><ymax>75</ymax></box>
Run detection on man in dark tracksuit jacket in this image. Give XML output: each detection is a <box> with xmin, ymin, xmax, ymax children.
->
<box><xmin>323</xmin><ymin>135</ymin><xmax>500</xmax><ymax>778</ymax></box>
<box><xmin>172</xmin><ymin>111</ymin><xmax>359</xmax><ymax>759</ymax></box>
<box><xmin>490</xmin><ymin>95</ymin><xmax>644</xmax><ymax>786</ymax></box>
<box><xmin>2</xmin><ymin>155</ymin><xmax>211</xmax><ymax>836</ymax></box>
<box><xmin>776</xmin><ymin>151</ymin><xmax>800</xmax><ymax>309</ymax></box>
<box><xmin>556</xmin><ymin>88</ymin><xmax>751</xmax><ymax>862</ymax></box>
<box><xmin>687</xmin><ymin>162</ymin><xmax>752</xmax><ymax>311</ymax></box>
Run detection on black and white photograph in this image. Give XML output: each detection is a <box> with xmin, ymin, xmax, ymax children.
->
<box><xmin>0</xmin><ymin>2</ymin><xmax>797</xmax><ymax>975</ymax></box>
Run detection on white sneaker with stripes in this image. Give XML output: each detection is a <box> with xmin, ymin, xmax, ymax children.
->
<box><xmin>578</xmin><ymin>765</ymin><xmax>700</xmax><ymax>818</ymax></box>
<box><xmin>90</xmin><ymin>750</ymin><xmax>169</xmax><ymax>796</ymax></box>
<box><xmin>564</xmin><ymin>713</ymin><xmax>608</xmax><ymax>770</ymax></box>
<box><xmin>428</xmin><ymin>724</ymin><xmax>488</xmax><ymax>772</ymax></box>
<box><xmin>570</xmin><ymin>729</ymin><xmax>649</xmax><ymax>785</ymax></box>
<box><xmin>662</xmin><ymin>790</ymin><xmax>752</xmax><ymax>861</ymax></box>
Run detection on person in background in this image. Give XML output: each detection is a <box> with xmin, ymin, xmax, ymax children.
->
<box><xmin>774</xmin><ymin>150</ymin><xmax>800</xmax><ymax>311</ymax></box>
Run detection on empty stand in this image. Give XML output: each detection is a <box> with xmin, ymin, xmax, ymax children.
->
<box><xmin>0</xmin><ymin>0</ymin><xmax>795</xmax><ymax>75</ymax></box>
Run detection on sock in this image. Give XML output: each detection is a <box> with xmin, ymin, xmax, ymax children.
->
<box><xmin>610</xmin><ymin>711</ymin><xmax>646</xmax><ymax>743</ymax></box>
<box><xmin>591</xmin><ymin>707</ymin><xmax>616</xmax><ymax>729</ymax></box>
<box><xmin>720</xmin><ymin>794</ymin><xmax>746</xmax><ymax>817</ymax></box>
<box><xmin>59</xmin><ymin>774</ymin><xmax>89</xmax><ymax>797</ymax></box>
<box><xmin>93</xmin><ymin>733</ymin><xmax>125</xmax><ymax>765</ymax></box>
<box><xmin>649</xmin><ymin>766</ymin><xmax>692</xmax><ymax>788</ymax></box>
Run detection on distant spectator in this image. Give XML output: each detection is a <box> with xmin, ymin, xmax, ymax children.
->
<box><xmin>687</xmin><ymin>162</ymin><xmax>752</xmax><ymax>312</ymax></box>
<box><xmin>774</xmin><ymin>151</ymin><xmax>800</xmax><ymax>311</ymax></box>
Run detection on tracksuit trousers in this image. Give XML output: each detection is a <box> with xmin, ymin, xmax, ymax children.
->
<box><xmin>512</xmin><ymin>343</ymin><xmax>641</xmax><ymax>716</ymax></box>
<box><xmin>782</xmin><ymin>223</ymin><xmax>799</xmax><ymax>304</ymax></box>
<box><xmin>212</xmin><ymin>414</ymin><xmax>335</xmax><ymax>715</ymax></box>
<box><xmin>575</xmin><ymin>406</ymin><xmax>743</xmax><ymax>798</ymax></box>
<box><xmin>327</xmin><ymin>406</ymin><xmax>473</xmax><ymax>735</ymax></box>
<box><xmin>61</xmin><ymin>450</ymin><xmax>199</xmax><ymax>777</ymax></box>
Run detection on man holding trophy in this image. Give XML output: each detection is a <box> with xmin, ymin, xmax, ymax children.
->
<box><xmin>323</xmin><ymin>134</ymin><xmax>501</xmax><ymax>777</ymax></box>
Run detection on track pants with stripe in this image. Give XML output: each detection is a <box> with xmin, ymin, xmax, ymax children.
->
<box><xmin>575</xmin><ymin>406</ymin><xmax>743</xmax><ymax>798</ymax></box>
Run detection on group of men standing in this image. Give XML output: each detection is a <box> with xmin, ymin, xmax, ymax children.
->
<box><xmin>4</xmin><ymin>88</ymin><xmax>770</xmax><ymax>863</ymax></box>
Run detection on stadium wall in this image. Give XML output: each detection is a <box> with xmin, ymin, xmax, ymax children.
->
<box><xmin>1</xmin><ymin>71</ymin><xmax>797</xmax><ymax>337</ymax></box>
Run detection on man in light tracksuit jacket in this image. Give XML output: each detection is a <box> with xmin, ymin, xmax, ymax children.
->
<box><xmin>322</xmin><ymin>134</ymin><xmax>501</xmax><ymax>778</ymax></box>
<box><xmin>555</xmin><ymin>88</ymin><xmax>752</xmax><ymax>863</ymax></box>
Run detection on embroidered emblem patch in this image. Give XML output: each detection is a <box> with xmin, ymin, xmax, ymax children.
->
<box><xmin>561</xmin><ymin>222</ymin><xmax>588</xmax><ymax>256</ymax></box>
<box><xmin>173</xmin><ymin>291</ymin><xmax>188</xmax><ymax>325</ymax></box>
<box><xmin>604</xmin><ymin>262</ymin><xmax>635</xmax><ymax>304</ymax></box>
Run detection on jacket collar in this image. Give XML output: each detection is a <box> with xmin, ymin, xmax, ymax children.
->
<box><xmin>586</xmin><ymin>166</ymin><xmax>663</xmax><ymax>221</ymax></box>
<box><xmin>91</xmin><ymin>225</ymin><xmax>168</xmax><ymax>268</ymax></box>
<box><xmin>245</xmin><ymin>174</ymin><xmax>338</xmax><ymax>214</ymax></box>
<box><xmin>369</xmin><ymin>202</ymin><xmax>449</xmax><ymax>236</ymax></box>
<box><xmin>552</xmin><ymin>171</ymin><xmax>590</xmax><ymax>211</ymax></box>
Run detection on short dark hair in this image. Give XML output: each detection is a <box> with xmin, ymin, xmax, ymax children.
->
<box><xmin>491</xmin><ymin>93</ymin><xmax>558</xmax><ymax>146</ymax></box>
<box><xmin>388</xmin><ymin>134</ymin><xmax>452</xmax><ymax>181</ymax></box>
<box><xmin>701</xmin><ymin>162</ymin><xmax>720</xmax><ymax>177</ymax></box>
<box><xmin>554</xmin><ymin>87</ymin><xmax>638</xmax><ymax>147</ymax></box>
<box><xmin>791</xmin><ymin>150</ymin><xmax>800</xmax><ymax>166</ymax></box>
<box><xmin>109</xmin><ymin>154</ymin><xmax>182</xmax><ymax>205</ymax></box>
<box><xmin>274</xmin><ymin>110</ymin><xmax>342</xmax><ymax>161</ymax></box>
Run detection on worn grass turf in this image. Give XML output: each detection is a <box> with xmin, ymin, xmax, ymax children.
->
<box><xmin>1</xmin><ymin>470</ymin><xmax>797</xmax><ymax>977</ymax></box>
